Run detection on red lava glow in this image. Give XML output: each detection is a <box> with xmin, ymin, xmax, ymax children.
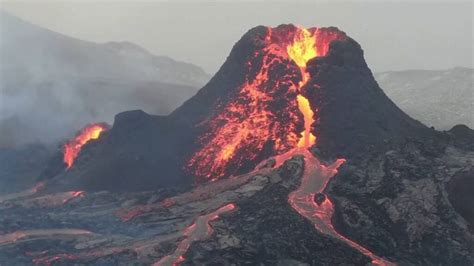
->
<box><xmin>287</xmin><ymin>149</ymin><xmax>394</xmax><ymax>266</ymax></box>
<box><xmin>63</xmin><ymin>123</ymin><xmax>107</xmax><ymax>169</ymax></box>
<box><xmin>187</xmin><ymin>26</ymin><xmax>345</xmax><ymax>180</ymax></box>
<box><xmin>154</xmin><ymin>203</ymin><xmax>236</xmax><ymax>266</ymax></box>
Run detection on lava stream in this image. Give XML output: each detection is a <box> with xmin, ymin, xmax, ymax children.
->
<box><xmin>154</xmin><ymin>203</ymin><xmax>236</xmax><ymax>266</ymax></box>
<box><xmin>285</xmin><ymin>149</ymin><xmax>393</xmax><ymax>266</ymax></box>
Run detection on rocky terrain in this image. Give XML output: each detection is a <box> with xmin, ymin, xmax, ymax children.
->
<box><xmin>375</xmin><ymin>67</ymin><xmax>473</xmax><ymax>130</ymax></box>
<box><xmin>0</xmin><ymin>129</ymin><xmax>472</xmax><ymax>265</ymax></box>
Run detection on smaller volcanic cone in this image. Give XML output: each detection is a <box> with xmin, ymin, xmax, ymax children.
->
<box><xmin>63</xmin><ymin>123</ymin><xmax>108</xmax><ymax>169</ymax></box>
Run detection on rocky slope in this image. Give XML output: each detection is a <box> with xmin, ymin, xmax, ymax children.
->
<box><xmin>0</xmin><ymin>11</ymin><xmax>210</xmax><ymax>147</ymax></box>
<box><xmin>375</xmin><ymin>67</ymin><xmax>473</xmax><ymax>130</ymax></box>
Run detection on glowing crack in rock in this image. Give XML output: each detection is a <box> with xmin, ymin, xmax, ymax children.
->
<box><xmin>154</xmin><ymin>203</ymin><xmax>236</xmax><ymax>266</ymax></box>
<box><xmin>63</xmin><ymin>123</ymin><xmax>107</xmax><ymax>169</ymax></box>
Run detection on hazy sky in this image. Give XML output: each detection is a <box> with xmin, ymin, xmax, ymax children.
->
<box><xmin>1</xmin><ymin>0</ymin><xmax>472</xmax><ymax>74</ymax></box>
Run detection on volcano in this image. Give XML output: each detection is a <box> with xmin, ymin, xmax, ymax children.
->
<box><xmin>43</xmin><ymin>25</ymin><xmax>427</xmax><ymax>192</ymax></box>
<box><xmin>2</xmin><ymin>25</ymin><xmax>474</xmax><ymax>265</ymax></box>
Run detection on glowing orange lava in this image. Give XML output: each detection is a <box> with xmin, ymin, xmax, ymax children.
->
<box><xmin>296</xmin><ymin>95</ymin><xmax>316</xmax><ymax>148</ymax></box>
<box><xmin>63</xmin><ymin>124</ymin><xmax>107</xmax><ymax>169</ymax></box>
<box><xmin>286</xmin><ymin>28</ymin><xmax>319</xmax><ymax>149</ymax></box>
<box><xmin>287</xmin><ymin>150</ymin><xmax>394</xmax><ymax>266</ymax></box>
<box><xmin>188</xmin><ymin>26</ymin><xmax>345</xmax><ymax>180</ymax></box>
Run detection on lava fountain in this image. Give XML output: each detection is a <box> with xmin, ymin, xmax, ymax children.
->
<box><xmin>63</xmin><ymin>123</ymin><xmax>107</xmax><ymax>169</ymax></box>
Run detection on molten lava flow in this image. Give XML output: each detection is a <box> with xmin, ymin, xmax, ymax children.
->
<box><xmin>287</xmin><ymin>150</ymin><xmax>393</xmax><ymax>266</ymax></box>
<box><xmin>188</xmin><ymin>26</ymin><xmax>344</xmax><ymax>180</ymax></box>
<box><xmin>287</xmin><ymin>28</ymin><xmax>318</xmax><ymax>149</ymax></box>
<box><xmin>296</xmin><ymin>91</ymin><xmax>316</xmax><ymax>148</ymax></box>
<box><xmin>154</xmin><ymin>203</ymin><xmax>235</xmax><ymax>266</ymax></box>
<box><xmin>63</xmin><ymin>123</ymin><xmax>107</xmax><ymax>169</ymax></box>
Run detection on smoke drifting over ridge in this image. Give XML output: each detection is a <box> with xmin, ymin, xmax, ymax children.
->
<box><xmin>0</xmin><ymin>11</ymin><xmax>210</xmax><ymax>147</ymax></box>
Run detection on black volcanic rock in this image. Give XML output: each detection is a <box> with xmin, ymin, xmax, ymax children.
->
<box><xmin>448</xmin><ymin>124</ymin><xmax>474</xmax><ymax>150</ymax></box>
<box><xmin>305</xmin><ymin>38</ymin><xmax>430</xmax><ymax>158</ymax></box>
<box><xmin>448</xmin><ymin>169</ymin><xmax>474</xmax><ymax>233</ymax></box>
<box><xmin>327</xmin><ymin>139</ymin><xmax>474</xmax><ymax>265</ymax></box>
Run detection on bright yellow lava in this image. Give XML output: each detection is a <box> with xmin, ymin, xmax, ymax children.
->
<box><xmin>287</xmin><ymin>28</ymin><xmax>317</xmax><ymax>68</ymax></box>
<box><xmin>296</xmin><ymin>95</ymin><xmax>317</xmax><ymax>148</ymax></box>
<box><xmin>287</xmin><ymin>27</ymin><xmax>319</xmax><ymax>149</ymax></box>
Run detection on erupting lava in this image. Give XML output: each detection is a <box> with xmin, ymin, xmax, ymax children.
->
<box><xmin>188</xmin><ymin>26</ymin><xmax>345</xmax><ymax>180</ymax></box>
<box><xmin>286</xmin><ymin>27</ymin><xmax>318</xmax><ymax>149</ymax></box>
<box><xmin>63</xmin><ymin>123</ymin><xmax>107</xmax><ymax>169</ymax></box>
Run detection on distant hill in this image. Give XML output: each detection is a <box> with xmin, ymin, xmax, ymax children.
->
<box><xmin>375</xmin><ymin>67</ymin><xmax>473</xmax><ymax>130</ymax></box>
<box><xmin>0</xmin><ymin>11</ymin><xmax>210</xmax><ymax>147</ymax></box>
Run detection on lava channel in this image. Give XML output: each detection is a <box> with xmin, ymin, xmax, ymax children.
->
<box><xmin>154</xmin><ymin>203</ymin><xmax>236</xmax><ymax>266</ymax></box>
<box><xmin>285</xmin><ymin>149</ymin><xmax>393</xmax><ymax>265</ymax></box>
<box><xmin>63</xmin><ymin>123</ymin><xmax>107</xmax><ymax>169</ymax></box>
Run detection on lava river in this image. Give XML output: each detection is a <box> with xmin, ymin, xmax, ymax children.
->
<box><xmin>283</xmin><ymin>149</ymin><xmax>392</xmax><ymax>266</ymax></box>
